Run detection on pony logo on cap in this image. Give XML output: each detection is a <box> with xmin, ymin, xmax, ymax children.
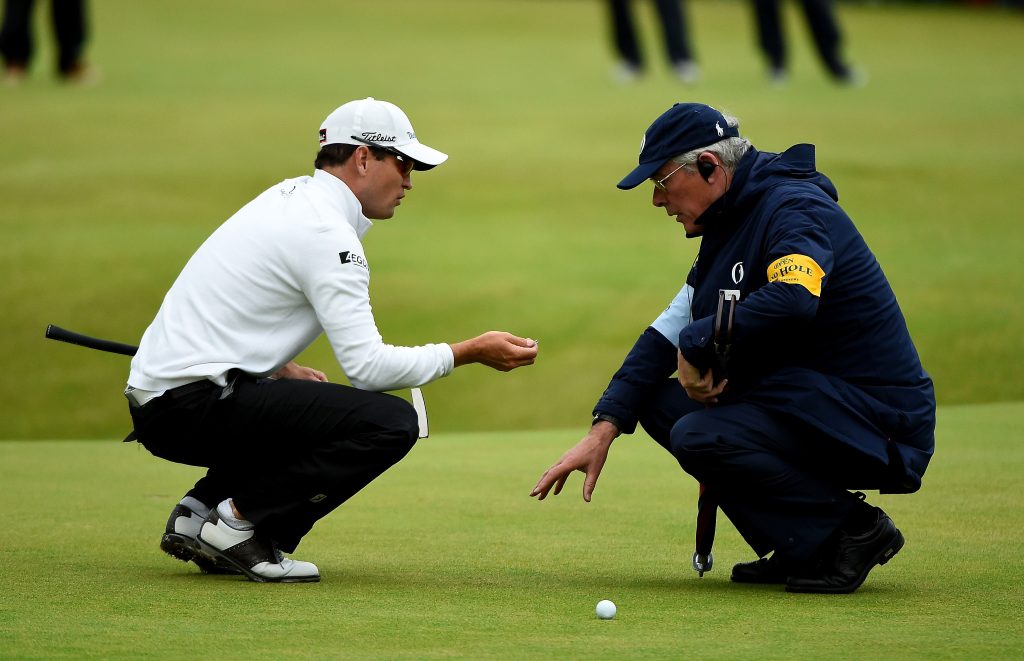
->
<box><xmin>319</xmin><ymin>128</ymin><xmax>327</xmax><ymax>144</ymax></box>
<box><xmin>715</xmin><ymin>122</ymin><xmax>724</xmax><ymax>137</ymax></box>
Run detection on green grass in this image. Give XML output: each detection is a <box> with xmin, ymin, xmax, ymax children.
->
<box><xmin>1</xmin><ymin>401</ymin><xmax>1021</xmax><ymax>658</ymax></box>
<box><xmin>1</xmin><ymin>0</ymin><xmax>1023</xmax><ymax>438</ymax></box>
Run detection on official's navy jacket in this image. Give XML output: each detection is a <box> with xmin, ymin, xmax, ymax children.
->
<box><xmin>595</xmin><ymin>144</ymin><xmax>935</xmax><ymax>493</ymax></box>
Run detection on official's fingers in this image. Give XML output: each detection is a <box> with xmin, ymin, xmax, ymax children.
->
<box><xmin>531</xmin><ymin>466</ymin><xmax>557</xmax><ymax>495</ymax></box>
<box><xmin>583</xmin><ymin>459</ymin><xmax>607</xmax><ymax>502</ymax></box>
<box><xmin>532</xmin><ymin>460</ymin><xmax>570</xmax><ymax>499</ymax></box>
<box><xmin>553</xmin><ymin>471</ymin><xmax>569</xmax><ymax>496</ymax></box>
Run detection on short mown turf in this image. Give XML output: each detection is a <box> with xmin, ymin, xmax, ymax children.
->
<box><xmin>1</xmin><ymin>402</ymin><xmax>1020</xmax><ymax>658</ymax></box>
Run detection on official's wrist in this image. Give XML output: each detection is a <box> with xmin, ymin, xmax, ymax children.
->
<box><xmin>592</xmin><ymin>412</ymin><xmax>623</xmax><ymax>434</ymax></box>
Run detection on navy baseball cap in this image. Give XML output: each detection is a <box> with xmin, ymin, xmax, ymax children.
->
<box><xmin>618</xmin><ymin>103</ymin><xmax>740</xmax><ymax>190</ymax></box>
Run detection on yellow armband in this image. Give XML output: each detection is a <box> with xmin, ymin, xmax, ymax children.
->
<box><xmin>766</xmin><ymin>254</ymin><xmax>826</xmax><ymax>297</ymax></box>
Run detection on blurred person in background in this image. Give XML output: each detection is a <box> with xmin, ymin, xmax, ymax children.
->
<box><xmin>0</xmin><ymin>0</ymin><xmax>92</xmax><ymax>84</ymax></box>
<box><xmin>606</xmin><ymin>0</ymin><xmax>699</xmax><ymax>84</ymax></box>
<box><xmin>125</xmin><ymin>98</ymin><xmax>539</xmax><ymax>583</ymax></box>
<box><xmin>531</xmin><ymin>103</ymin><xmax>934</xmax><ymax>594</ymax></box>
<box><xmin>751</xmin><ymin>0</ymin><xmax>861</xmax><ymax>84</ymax></box>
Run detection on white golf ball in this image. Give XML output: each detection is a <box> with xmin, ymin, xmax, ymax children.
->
<box><xmin>595</xmin><ymin>599</ymin><xmax>617</xmax><ymax>620</ymax></box>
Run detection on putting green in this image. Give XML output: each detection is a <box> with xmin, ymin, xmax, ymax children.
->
<box><xmin>1</xmin><ymin>402</ymin><xmax>1020</xmax><ymax>658</ymax></box>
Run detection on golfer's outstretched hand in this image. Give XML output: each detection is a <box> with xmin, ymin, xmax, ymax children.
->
<box><xmin>451</xmin><ymin>331</ymin><xmax>538</xmax><ymax>371</ymax></box>
<box><xmin>530</xmin><ymin>421</ymin><xmax>618</xmax><ymax>502</ymax></box>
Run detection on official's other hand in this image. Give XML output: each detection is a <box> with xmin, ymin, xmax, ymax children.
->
<box><xmin>451</xmin><ymin>331</ymin><xmax>538</xmax><ymax>371</ymax></box>
<box><xmin>530</xmin><ymin>421</ymin><xmax>618</xmax><ymax>502</ymax></box>
<box><xmin>677</xmin><ymin>350</ymin><xmax>726</xmax><ymax>404</ymax></box>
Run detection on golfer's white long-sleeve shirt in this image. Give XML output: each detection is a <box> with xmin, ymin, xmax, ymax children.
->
<box><xmin>128</xmin><ymin>169</ymin><xmax>454</xmax><ymax>393</ymax></box>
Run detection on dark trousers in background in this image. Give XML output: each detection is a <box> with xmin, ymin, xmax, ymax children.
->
<box><xmin>636</xmin><ymin>378</ymin><xmax>889</xmax><ymax>564</ymax></box>
<box><xmin>129</xmin><ymin>377</ymin><xmax>419</xmax><ymax>553</ymax></box>
<box><xmin>608</xmin><ymin>0</ymin><xmax>694</xmax><ymax>67</ymax></box>
<box><xmin>0</xmin><ymin>0</ymin><xmax>86</xmax><ymax>73</ymax></box>
<box><xmin>752</xmin><ymin>0</ymin><xmax>848</xmax><ymax>78</ymax></box>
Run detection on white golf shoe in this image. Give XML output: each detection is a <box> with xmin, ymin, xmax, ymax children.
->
<box><xmin>197</xmin><ymin>502</ymin><xmax>320</xmax><ymax>583</ymax></box>
<box><xmin>160</xmin><ymin>497</ymin><xmax>239</xmax><ymax>575</ymax></box>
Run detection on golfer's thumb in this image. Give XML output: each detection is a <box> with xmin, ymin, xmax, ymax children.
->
<box><xmin>509</xmin><ymin>335</ymin><xmax>538</xmax><ymax>348</ymax></box>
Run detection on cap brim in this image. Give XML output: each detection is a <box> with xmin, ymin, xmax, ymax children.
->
<box><xmin>395</xmin><ymin>141</ymin><xmax>448</xmax><ymax>171</ymax></box>
<box><xmin>617</xmin><ymin>160</ymin><xmax>663</xmax><ymax>190</ymax></box>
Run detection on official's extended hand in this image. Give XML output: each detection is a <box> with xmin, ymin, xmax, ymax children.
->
<box><xmin>452</xmin><ymin>331</ymin><xmax>538</xmax><ymax>371</ymax></box>
<box><xmin>272</xmin><ymin>361</ymin><xmax>328</xmax><ymax>382</ymax></box>
<box><xmin>678</xmin><ymin>350</ymin><xmax>726</xmax><ymax>405</ymax></box>
<box><xmin>530</xmin><ymin>421</ymin><xmax>618</xmax><ymax>502</ymax></box>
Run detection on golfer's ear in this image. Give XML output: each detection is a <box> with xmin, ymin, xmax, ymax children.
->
<box><xmin>352</xmin><ymin>146</ymin><xmax>371</xmax><ymax>174</ymax></box>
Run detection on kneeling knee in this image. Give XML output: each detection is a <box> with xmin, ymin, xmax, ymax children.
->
<box><xmin>369</xmin><ymin>394</ymin><xmax>419</xmax><ymax>453</ymax></box>
<box><xmin>669</xmin><ymin>417</ymin><xmax>717</xmax><ymax>473</ymax></box>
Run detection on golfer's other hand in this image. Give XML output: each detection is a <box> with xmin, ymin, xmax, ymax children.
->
<box><xmin>272</xmin><ymin>361</ymin><xmax>328</xmax><ymax>382</ymax></box>
<box><xmin>452</xmin><ymin>331</ymin><xmax>538</xmax><ymax>371</ymax></box>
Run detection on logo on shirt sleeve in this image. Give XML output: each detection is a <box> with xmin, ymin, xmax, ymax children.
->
<box><xmin>339</xmin><ymin>251</ymin><xmax>369</xmax><ymax>270</ymax></box>
<box><xmin>767</xmin><ymin>254</ymin><xmax>825</xmax><ymax>296</ymax></box>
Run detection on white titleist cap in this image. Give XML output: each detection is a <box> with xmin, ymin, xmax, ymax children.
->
<box><xmin>318</xmin><ymin>97</ymin><xmax>448</xmax><ymax>171</ymax></box>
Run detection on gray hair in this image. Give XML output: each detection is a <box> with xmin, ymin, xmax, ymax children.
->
<box><xmin>671</xmin><ymin>114</ymin><xmax>751</xmax><ymax>172</ymax></box>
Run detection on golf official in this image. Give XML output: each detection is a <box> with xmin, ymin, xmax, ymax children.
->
<box><xmin>531</xmin><ymin>103</ymin><xmax>935</xmax><ymax>594</ymax></box>
<box><xmin>126</xmin><ymin>97</ymin><xmax>538</xmax><ymax>583</ymax></box>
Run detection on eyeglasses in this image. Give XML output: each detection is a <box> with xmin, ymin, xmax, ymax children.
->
<box><xmin>652</xmin><ymin>162</ymin><xmax>687</xmax><ymax>191</ymax></box>
<box><xmin>389</xmin><ymin>153</ymin><xmax>415</xmax><ymax>177</ymax></box>
<box><xmin>350</xmin><ymin>135</ymin><xmax>415</xmax><ymax>177</ymax></box>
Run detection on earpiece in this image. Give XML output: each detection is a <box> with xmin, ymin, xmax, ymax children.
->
<box><xmin>697</xmin><ymin>159</ymin><xmax>716</xmax><ymax>182</ymax></box>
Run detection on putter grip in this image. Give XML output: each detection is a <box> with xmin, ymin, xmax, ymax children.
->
<box><xmin>45</xmin><ymin>324</ymin><xmax>139</xmax><ymax>356</ymax></box>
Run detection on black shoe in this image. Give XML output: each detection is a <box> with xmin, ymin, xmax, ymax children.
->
<box><xmin>731</xmin><ymin>554</ymin><xmax>788</xmax><ymax>584</ymax></box>
<box><xmin>160</xmin><ymin>503</ymin><xmax>240</xmax><ymax>575</ymax></box>
<box><xmin>785</xmin><ymin>508</ymin><xmax>904</xmax><ymax>594</ymax></box>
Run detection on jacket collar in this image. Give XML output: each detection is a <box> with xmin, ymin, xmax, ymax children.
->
<box><xmin>687</xmin><ymin>148</ymin><xmax>758</xmax><ymax>238</ymax></box>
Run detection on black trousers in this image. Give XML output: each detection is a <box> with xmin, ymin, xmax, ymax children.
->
<box><xmin>0</xmin><ymin>0</ymin><xmax>86</xmax><ymax>73</ymax></box>
<box><xmin>608</xmin><ymin>0</ymin><xmax>694</xmax><ymax>67</ymax></box>
<box><xmin>752</xmin><ymin>0</ymin><xmax>848</xmax><ymax>77</ymax></box>
<box><xmin>637</xmin><ymin>379</ymin><xmax>891</xmax><ymax>564</ymax></box>
<box><xmin>128</xmin><ymin>376</ymin><xmax>419</xmax><ymax>553</ymax></box>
